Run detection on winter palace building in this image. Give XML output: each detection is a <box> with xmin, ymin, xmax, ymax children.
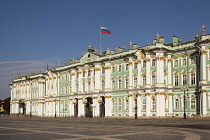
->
<box><xmin>10</xmin><ymin>26</ymin><xmax>210</xmax><ymax>118</ymax></box>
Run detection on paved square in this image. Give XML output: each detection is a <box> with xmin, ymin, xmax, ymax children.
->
<box><xmin>0</xmin><ymin>116</ymin><xmax>210</xmax><ymax>140</ymax></box>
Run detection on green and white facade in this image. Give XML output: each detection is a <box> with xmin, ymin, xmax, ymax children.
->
<box><xmin>10</xmin><ymin>28</ymin><xmax>210</xmax><ymax>117</ymax></box>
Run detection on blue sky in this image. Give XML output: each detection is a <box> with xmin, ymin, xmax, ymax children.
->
<box><xmin>0</xmin><ymin>0</ymin><xmax>210</xmax><ymax>99</ymax></box>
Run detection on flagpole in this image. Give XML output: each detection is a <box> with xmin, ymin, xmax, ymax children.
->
<box><xmin>100</xmin><ymin>25</ymin><xmax>102</xmax><ymax>55</ymax></box>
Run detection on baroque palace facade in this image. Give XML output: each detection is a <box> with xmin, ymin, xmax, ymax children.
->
<box><xmin>10</xmin><ymin>26</ymin><xmax>210</xmax><ymax>118</ymax></box>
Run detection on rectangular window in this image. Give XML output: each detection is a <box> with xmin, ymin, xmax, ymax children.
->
<box><xmin>125</xmin><ymin>64</ymin><xmax>129</xmax><ymax>71</ymax></box>
<box><xmin>175</xmin><ymin>75</ymin><xmax>179</xmax><ymax>86</ymax></box>
<box><xmin>125</xmin><ymin>78</ymin><xmax>129</xmax><ymax>89</ymax></box>
<box><xmin>112</xmin><ymin>66</ymin><xmax>115</xmax><ymax>73</ymax></box>
<box><xmin>112</xmin><ymin>80</ymin><xmax>115</xmax><ymax>90</ymax></box>
<box><xmin>118</xmin><ymin>98</ymin><xmax>122</xmax><ymax>110</ymax></box>
<box><xmin>119</xmin><ymin>79</ymin><xmax>122</xmax><ymax>90</ymax></box>
<box><xmin>112</xmin><ymin>99</ymin><xmax>115</xmax><ymax>110</ymax></box>
<box><xmin>191</xmin><ymin>73</ymin><xmax>195</xmax><ymax>85</ymax></box>
<box><xmin>134</xmin><ymin>77</ymin><xmax>137</xmax><ymax>88</ymax></box>
<box><xmin>125</xmin><ymin>99</ymin><xmax>129</xmax><ymax>110</ymax></box>
<box><xmin>183</xmin><ymin>74</ymin><xmax>187</xmax><ymax>85</ymax></box>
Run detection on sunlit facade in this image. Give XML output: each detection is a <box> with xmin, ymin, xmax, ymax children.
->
<box><xmin>10</xmin><ymin>26</ymin><xmax>210</xmax><ymax>117</ymax></box>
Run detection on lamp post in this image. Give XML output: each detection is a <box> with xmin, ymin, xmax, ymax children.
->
<box><xmin>54</xmin><ymin>100</ymin><xmax>56</xmax><ymax>118</ymax></box>
<box><xmin>134</xmin><ymin>92</ymin><xmax>138</xmax><ymax>119</ymax></box>
<box><xmin>181</xmin><ymin>86</ymin><xmax>188</xmax><ymax>119</ymax></box>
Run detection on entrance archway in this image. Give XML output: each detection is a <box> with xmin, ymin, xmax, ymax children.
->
<box><xmin>19</xmin><ymin>102</ymin><xmax>26</xmax><ymax>115</ymax></box>
<box><xmin>99</xmin><ymin>96</ymin><xmax>105</xmax><ymax>117</ymax></box>
<box><xmin>85</xmin><ymin>97</ymin><xmax>93</xmax><ymax>117</ymax></box>
<box><xmin>74</xmin><ymin>98</ymin><xmax>78</xmax><ymax>117</ymax></box>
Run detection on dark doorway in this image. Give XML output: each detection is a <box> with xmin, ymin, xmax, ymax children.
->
<box><xmin>74</xmin><ymin>98</ymin><xmax>78</xmax><ymax>117</ymax></box>
<box><xmin>85</xmin><ymin>97</ymin><xmax>93</xmax><ymax>117</ymax></box>
<box><xmin>19</xmin><ymin>102</ymin><xmax>26</xmax><ymax>115</ymax></box>
<box><xmin>99</xmin><ymin>96</ymin><xmax>105</xmax><ymax>117</ymax></box>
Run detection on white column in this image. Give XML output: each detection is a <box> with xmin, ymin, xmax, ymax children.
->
<box><xmin>137</xmin><ymin>95</ymin><xmax>141</xmax><ymax>116</ymax></box>
<box><xmin>145</xmin><ymin>57</ymin><xmax>151</xmax><ymax>88</ymax></box>
<box><xmin>168</xmin><ymin>93</ymin><xmax>173</xmax><ymax>116</ymax></box>
<box><xmin>94</xmin><ymin>63</ymin><xmax>101</xmax><ymax>92</ymax></box>
<box><xmin>128</xmin><ymin>58</ymin><xmax>133</xmax><ymax>89</ymax></box>
<box><xmin>105</xmin><ymin>96</ymin><xmax>109</xmax><ymax>116</ymax></box>
<box><xmin>156</xmin><ymin>93</ymin><xmax>165</xmax><ymax>116</ymax></box>
<box><xmin>146</xmin><ymin>93</ymin><xmax>151</xmax><ymax>116</ymax></box>
<box><xmin>78</xmin><ymin>98</ymin><xmax>83</xmax><ymax>117</ymax></box>
<box><xmin>137</xmin><ymin>59</ymin><xmax>142</xmax><ymax>88</ymax></box>
<box><xmin>128</xmin><ymin>94</ymin><xmax>133</xmax><ymax>116</ymax></box>
<box><xmin>71</xmin><ymin>70</ymin><xmax>76</xmax><ymax>95</ymax></box>
<box><xmin>167</xmin><ymin>55</ymin><xmax>172</xmax><ymax>88</ymax></box>
<box><xmin>200</xmin><ymin>50</ymin><xmax>207</xmax><ymax>84</ymax></box>
<box><xmin>78</xmin><ymin>69</ymin><xmax>82</xmax><ymax>94</ymax></box>
<box><xmin>201</xmin><ymin>90</ymin><xmax>207</xmax><ymax>117</ymax></box>
<box><xmin>105</xmin><ymin>63</ymin><xmax>111</xmax><ymax>91</ymax></box>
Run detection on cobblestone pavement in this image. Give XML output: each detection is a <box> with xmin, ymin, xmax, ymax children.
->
<box><xmin>0</xmin><ymin>116</ymin><xmax>210</xmax><ymax>140</ymax></box>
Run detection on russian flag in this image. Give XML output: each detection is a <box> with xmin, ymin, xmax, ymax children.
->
<box><xmin>101</xmin><ymin>26</ymin><xmax>111</xmax><ymax>34</ymax></box>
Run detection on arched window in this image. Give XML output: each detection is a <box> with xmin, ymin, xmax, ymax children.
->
<box><xmin>175</xmin><ymin>99</ymin><xmax>179</xmax><ymax>110</ymax></box>
<box><xmin>184</xmin><ymin>98</ymin><xmax>188</xmax><ymax>110</ymax></box>
<box><xmin>191</xmin><ymin>98</ymin><xmax>196</xmax><ymax>110</ymax></box>
<box><xmin>125</xmin><ymin>98</ymin><xmax>129</xmax><ymax>110</ymax></box>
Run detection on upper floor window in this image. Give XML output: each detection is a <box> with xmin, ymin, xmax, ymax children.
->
<box><xmin>190</xmin><ymin>57</ymin><xmax>195</xmax><ymax>65</ymax></box>
<box><xmin>134</xmin><ymin>77</ymin><xmax>137</xmax><ymax>88</ymax></box>
<box><xmin>183</xmin><ymin>58</ymin><xmax>187</xmax><ymax>66</ymax></box>
<box><xmin>175</xmin><ymin>75</ymin><xmax>179</xmax><ymax>86</ymax></box>
<box><xmin>152</xmin><ymin>59</ymin><xmax>156</xmax><ymax>66</ymax></box>
<box><xmin>183</xmin><ymin>74</ymin><xmax>187</xmax><ymax>85</ymax></box>
<box><xmin>174</xmin><ymin>60</ymin><xmax>178</xmax><ymax>67</ymax></box>
<box><xmin>143</xmin><ymin>76</ymin><xmax>146</xmax><ymax>86</ymax></box>
<box><xmin>134</xmin><ymin>62</ymin><xmax>138</xmax><ymax>69</ymax></box>
<box><xmin>102</xmin><ymin>67</ymin><xmax>105</xmax><ymax>74</ymax></box>
<box><xmin>125</xmin><ymin>78</ymin><xmax>129</xmax><ymax>89</ymax></box>
<box><xmin>143</xmin><ymin>60</ymin><xmax>146</xmax><ymax>67</ymax></box>
<box><xmin>118</xmin><ymin>79</ymin><xmax>122</xmax><ymax>90</ymax></box>
<box><xmin>112</xmin><ymin>80</ymin><xmax>115</xmax><ymax>90</ymax></box>
<box><xmin>88</xmin><ymin>70</ymin><xmax>91</xmax><ymax>76</ymax></box>
<box><xmin>83</xmin><ymin>72</ymin><xmax>85</xmax><ymax>77</ymax></box>
<box><xmin>125</xmin><ymin>63</ymin><xmax>129</xmax><ymax>71</ymax></box>
<box><xmin>191</xmin><ymin>73</ymin><xmax>195</xmax><ymax>85</ymax></box>
<box><xmin>112</xmin><ymin>66</ymin><xmax>115</xmax><ymax>73</ymax></box>
<box><xmin>118</xmin><ymin>65</ymin><xmax>122</xmax><ymax>72</ymax></box>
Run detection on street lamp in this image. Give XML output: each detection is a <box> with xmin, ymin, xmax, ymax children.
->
<box><xmin>54</xmin><ymin>100</ymin><xmax>56</xmax><ymax>118</ymax></box>
<box><xmin>134</xmin><ymin>92</ymin><xmax>138</xmax><ymax>119</ymax></box>
<box><xmin>181</xmin><ymin>86</ymin><xmax>188</xmax><ymax>119</ymax></box>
